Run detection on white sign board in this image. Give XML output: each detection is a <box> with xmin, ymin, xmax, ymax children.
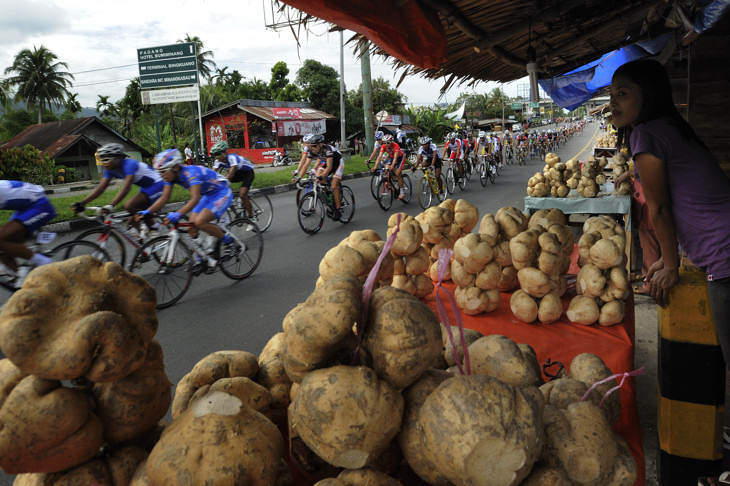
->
<box><xmin>141</xmin><ymin>85</ymin><xmax>200</xmax><ymax>105</ymax></box>
<box><xmin>276</xmin><ymin>120</ymin><xmax>326</xmax><ymax>137</ymax></box>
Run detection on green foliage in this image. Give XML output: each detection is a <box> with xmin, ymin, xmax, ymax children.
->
<box><xmin>0</xmin><ymin>145</ymin><xmax>56</xmax><ymax>185</ymax></box>
<box><xmin>295</xmin><ymin>60</ymin><xmax>340</xmax><ymax>116</ymax></box>
<box><xmin>405</xmin><ymin>105</ymin><xmax>452</xmax><ymax>142</ymax></box>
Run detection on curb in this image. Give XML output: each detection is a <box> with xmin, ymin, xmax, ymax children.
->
<box><xmin>41</xmin><ymin>172</ymin><xmax>371</xmax><ymax>235</ymax></box>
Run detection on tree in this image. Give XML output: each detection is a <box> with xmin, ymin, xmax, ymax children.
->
<box><xmin>63</xmin><ymin>93</ymin><xmax>82</xmax><ymax>117</ymax></box>
<box><xmin>4</xmin><ymin>45</ymin><xmax>75</xmax><ymax>124</ymax></box>
<box><xmin>212</xmin><ymin>67</ymin><xmax>230</xmax><ymax>87</ymax></box>
<box><xmin>178</xmin><ymin>35</ymin><xmax>217</xmax><ymax>83</ymax></box>
<box><xmin>270</xmin><ymin>61</ymin><xmax>301</xmax><ymax>102</ymax></box>
<box><xmin>295</xmin><ymin>60</ymin><xmax>340</xmax><ymax>116</ymax></box>
<box><xmin>96</xmin><ymin>95</ymin><xmax>115</xmax><ymax>118</ymax></box>
<box><xmin>405</xmin><ymin>104</ymin><xmax>452</xmax><ymax>142</ymax></box>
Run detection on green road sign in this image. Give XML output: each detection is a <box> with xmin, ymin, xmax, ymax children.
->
<box><xmin>530</xmin><ymin>102</ymin><xmax>540</xmax><ymax>108</ymax></box>
<box><xmin>137</xmin><ymin>42</ymin><xmax>198</xmax><ymax>89</ymax></box>
<box><xmin>511</xmin><ymin>103</ymin><xmax>522</xmax><ymax>109</ymax></box>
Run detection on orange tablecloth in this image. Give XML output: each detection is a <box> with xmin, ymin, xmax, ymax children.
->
<box><xmin>421</xmin><ymin>284</ymin><xmax>644</xmax><ymax>486</ymax></box>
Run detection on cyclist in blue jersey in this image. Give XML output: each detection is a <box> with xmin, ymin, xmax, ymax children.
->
<box><xmin>0</xmin><ymin>180</ymin><xmax>56</xmax><ymax>285</ymax></box>
<box><xmin>71</xmin><ymin>143</ymin><xmax>164</xmax><ymax>230</ymax></box>
<box><xmin>413</xmin><ymin>136</ymin><xmax>444</xmax><ymax>193</ymax></box>
<box><xmin>142</xmin><ymin>149</ymin><xmax>235</xmax><ymax>251</ymax></box>
<box><xmin>210</xmin><ymin>140</ymin><xmax>256</xmax><ymax>222</ymax></box>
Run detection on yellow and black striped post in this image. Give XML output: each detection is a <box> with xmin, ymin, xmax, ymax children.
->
<box><xmin>658</xmin><ymin>266</ymin><xmax>725</xmax><ymax>484</ymax></box>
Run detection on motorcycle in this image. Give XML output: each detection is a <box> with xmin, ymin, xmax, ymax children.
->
<box><xmin>272</xmin><ymin>150</ymin><xmax>292</xmax><ymax>167</ymax></box>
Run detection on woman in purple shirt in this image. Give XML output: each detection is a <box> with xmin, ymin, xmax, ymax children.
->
<box><xmin>610</xmin><ymin>58</ymin><xmax>730</xmax><ymax>352</ymax></box>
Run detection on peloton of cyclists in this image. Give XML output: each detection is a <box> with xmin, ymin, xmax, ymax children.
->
<box><xmin>412</xmin><ymin>135</ymin><xmax>444</xmax><ymax>193</ymax></box>
<box><xmin>374</xmin><ymin>134</ymin><xmax>407</xmax><ymax>200</ymax></box>
<box><xmin>294</xmin><ymin>134</ymin><xmax>345</xmax><ymax>221</ymax></box>
<box><xmin>210</xmin><ymin>140</ymin><xmax>256</xmax><ymax>223</ymax></box>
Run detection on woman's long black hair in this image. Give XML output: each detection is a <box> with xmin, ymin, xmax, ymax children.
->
<box><xmin>614</xmin><ymin>58</ymin><xmax>707</xmax><ymax>152</ymax></box>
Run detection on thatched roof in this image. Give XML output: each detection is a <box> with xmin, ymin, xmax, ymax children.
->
<box><xmin>276</xmin><ymin>0</ymin><xmax>726</xmax><ymax>94</ymax></box>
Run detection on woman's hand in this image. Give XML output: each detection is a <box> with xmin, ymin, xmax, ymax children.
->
<box><xmin>614</xmin><ymin>170</ymin><xmax>632</xmax><ymax>186</ymax></box>
<box><xmin>645</xmin><ymin>257</ymin><xmax>679</xmax><ymax>306</ymax></box>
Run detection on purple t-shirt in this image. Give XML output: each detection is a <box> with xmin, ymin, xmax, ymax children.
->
<box><xmin>631</xmin><ymin>117</ymin><xmax>730</xmax><ymax>280</ymax></box>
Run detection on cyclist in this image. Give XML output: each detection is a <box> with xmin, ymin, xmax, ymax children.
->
<box><xmin>442</xmin><ymin>132</ymin><xmax>463</xmax><ymax>178</ymax></box>
<box><xmin>0</xmin><ymin>180</ymin><xmax>56</xmax><ymax>286</ymax></box>
<box><xmin>366</xmin><ymin>130</ymin><xmax>385</xmax><ymax>169</ymax></box>
<box><xmin>292</xmin><ymin>133</ymin><xmax>315</xmax><ymax>182</ymax></box>
<box><xmin>141</xmin><ymin>149</ymin><xmax>235</xmax><ymax>258</ymax></box>
<box><xmin>375</xmin><ymin>134</ymin><xmax>407</xmax><ymax>200</ymax></box>
<box><xmin>463</xmin><ymin>132</ymin><xmax>477</xmax><ymax>168</ymax></box>
<box><xmin>301</xmin><ymin>134</ymin><xmax>345</xmax><ymax>221</ymax></box>
<box><xmin>503</xmin><ymin>131</ymin><xmax>514</xmax><ymax>161</ymax></box>
<box><xmin>413</xmin><ymin>135</ymin><xmax>443</xmax><ymax>193</ymax></box>
<box><xmin>210</xmin><ymin>140</ymin><xmax>256</xmax><ymax>223</ymax></box>
<box><xmin>71</xmin><ymin>143</ymin><xmax>164</xmax><ymax>232</ymax></box>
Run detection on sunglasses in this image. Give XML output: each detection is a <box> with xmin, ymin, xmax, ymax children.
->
<box><xmin>100</xmin><ymin>157</ymin><xmax>116</xmax><ymax>163</ymax></box>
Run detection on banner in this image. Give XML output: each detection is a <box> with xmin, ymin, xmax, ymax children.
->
<box><xmin>277</xmin><ymin>119</ymin><xmax>326</xmax><ymax>137</ymax></box>
<box><xmin>445</xmin><ymin>102</ymin><xmax>465</xmax><ymax>121</ymax></box>
<box><xmin>141</xmin><ymin>85</ymin><xmax>200</xmax><ymax>105</ymax></box>
<box><xmin>272</xmin><ymin>107</ymin><xmax>302</xmax><ymax>119</ymax></box>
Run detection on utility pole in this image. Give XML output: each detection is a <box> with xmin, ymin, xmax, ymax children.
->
<box><xmin>361</xmin><ymin>42</ymin><xmax>374</xmax><ymax>154</ymax></box>
<box><xmin>339</xmin><ymin>31</ymin><xmax>347</xmax><ymax>150</ymax></box>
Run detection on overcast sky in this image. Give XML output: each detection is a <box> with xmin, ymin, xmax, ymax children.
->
<box><xmin>0</xmin><ymin>0</ymin><xmax>529</xmax><ymax>110</ymax></box>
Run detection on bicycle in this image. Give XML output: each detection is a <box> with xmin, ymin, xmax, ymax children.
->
<box><xmin>516</xmin><ymin>146</ymin><xmax>527</xmax><ymax>166</ymax></box>
<box><xmin>445</xmin><ymin>160</ymin><xmax>467</xmax><ymax>194</ymax></box>
<box><xmin>366</xmin><ymin>161</ymin><xmax>385</xmax><ymax>200</ymax></box>
<box><xmin>75</xmin><ymin>206</ymin><xmax>166</xmax><ymax>267</ymax></box>
<box><xmin>415</xmin><ymin>166</ymin><xmax>447</xmax><ymax>209</ymax></box>
<box><xmin>503</xmin><ymin>145</ymin><xmax>514</xmax><ymax>165</ymax></box>
<box><xmin>128</xmin><ymin>217</ymin><xmax>263</xmax><ymax>309</ymax></box>
<box><xmin>0</xmin><ymin>231</ymin><xmax>111</xmax><ymax>293</ymax></box>
<box><xmin>463</xmin><ymin>152</ymin><xmax>477</xmax><ymax>180</ymax></box>
<box><xmin>225</xmin><ymin>190</ymin><xmax>273</xmax><ymax>232</ymax></box>
<box><xmin>375</xmin><ymin>167</ymin><xmax>412</xmax><ymax>211</ymax></box>
<box><xmin>296</xmin><ymin>177</ymin><xmax>355</xmax><ymax>235</ymax></box>
<box><xmin>271</xmin><ymin>150</ymin><xmax>292</xmax><ymax>167</ymax></box>
<box><xmin>478</xmin><ymin>154</ymin><xmax>496</xmax><ymax>187</ymax></box>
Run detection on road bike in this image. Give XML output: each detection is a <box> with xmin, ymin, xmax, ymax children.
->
<box><xmin>503</xmin><ymin>145</ymin><xmax>514</xmax><ymax>165</ymax></box>
<box><xmin>225</xmin><ymin>190</ymin><xmax>273</xmax><ymax>232</ymax></box>
<box><xmin>516</xmin><ymin>146</ymin><xmax>527</xmax><ymax>166</ymax></box>
<box><xmin>0</xmin><ymin>231</ymin><xmax>111</xmax><ymax>294</ymax></box>
<box><xmin>128</xmin><ymin>217</ymin><xmax>263</xmax><ymax>309</ymax></box>
<box><xmin>75</xmin><ymin>206</ymin><xmax>169</xmax><ymax>267</ymax></box>
<box><xmin>463</xmin><ymin>152</ymin><xmax>477</xmax><ymax>180</ymax></box>
<box><xmin>375</xmin><ymin>167</ymin><xmax>412</xmax><ymax>211</ymax></box>
<box><xmin>445</xmin><ymin>159</ymin><xmax>467</xmax><ymax>194</ymax></box>
<box><xmin>478</xmin><ymin>154</ymin><xmax>497</xmax><ymax>187</ymax></box>
<box><xmin>415</xmin><ymin>166</ymin><xmax>447</xmax><ymax>209</ymax></box>
<box><xmin>366</xmin><ymin>161</ymin><xmax>385</xmax><ymax>200</ymax></box>
<box><xmin>296</xmin><ymin>177</ymin><xmax>355</xmax><ymax>235</ymax></box>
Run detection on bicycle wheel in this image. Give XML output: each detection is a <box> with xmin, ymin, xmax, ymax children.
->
<box><xmin>400</xmin><ymin>174</ymin><xmax>412</xmax><ymax>204</ymax></box>
<box><xmin>376</xmin><ymin>179</ymin><xmax>393</xmax><ymax>211</ymax></box>
<box><xmin>436</xmin><ymin>174</ymin><xmax>448</xmax><ymax>202</ymax></box>
<box><xmin>218</xmin><ymin>218</ymin><xmax>263</xmax><ymax>280</ymax></box>
<box><xmin>495</xmin><ymin>158</ymin><xmax>502</xmax><ymax>177</ymax></box>
<box><xmin>457</xmin><ymin>169</ymin><xmax>466</xmax><ymax>190</ymax></box>
<box><xmin>129</xmin><ymin>235</ymin><xmax>193</xmax><ymax>309</ymax></box>
<box><xmin>297</xmin><ymin>192</ymin><xmax>325</xmax><ymax>235</ymax></box>
<box><xmin>248</xmin><ymin>192</ymin><xmax>273</xmax><ymax>232</ymax></box>
<box><xmin>488</xmin><ymin>163</ymin><xmax>496</xmax><ymax>184</ymax></box>
<box><xmin>47</xmin><ymin>240</ymin><xmax>112</xmax><ymax>264</ymax></box>
<box><xmin>75</xmin><ymin>228</ymin><xmax>127</xmax><ymax>266</ymax></box>
<box><xmin>479</xmin><ymin>161</ymin><xmax>488</xmax><ymax>187</ymax></box>
<box><xmin>370</xmin><ymin>172</ymin><xmax>381</xmax><ymax>200</ymax></box>
<box><xmin>445</xmin><ymin>167</ymin><xmax>456</xmax><ymax>194</ymax></box>
<box><xmin>339</xmin><ymin>186</ymin><xmax>356</xmax><ymax>223</ymax></box>
<box><xmin>417</xmin><ymin>177</ymin><xmax>432</xmax><ymax>209</ymax></box>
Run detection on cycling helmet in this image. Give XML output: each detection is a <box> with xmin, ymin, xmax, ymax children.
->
<box><xmin>309</xmin><ymin>134</ymin><xmax>325</xmax><ymax>144</ymax></box>
<box><xmin>478</xmin><ymin>131</ymin><xmax>486</xmax><ymax>138</ymax></box>
<box><xmin>374</xmin><ymin>131</ymin><xmax>384</xmax><ymax>141</ymax></box>
<box><xmin>447</xmin><ymin>132</ymin><xmax>456</xmax><ymax>141</ymax></box>
<box><xmin>382</xmin><ymin>134</ymin><xmax>394</xmax><ymax>143</ymax></box>
<box><xmin>302</xmin><ymin>133</ymin><xmax>314</xmax><ymax>143</ymax></box>
<box><xmin>96</xmin><ymin>143</ymin><xmax>126</xmax><ymax>159</ymax></box>
<box><xmin>419</xmin><ymin>136</ymin><xmax>432</xmax><ymax>145</ymax></box>
<box><xmin>210</xmin><ymin>140</ymin><xmax>229</xmax><ymax>156</ymax></box>
<box><xmin>153</xmin><ymin>149</ymin><xmax>183</xmax><ymax>172</ymax></box>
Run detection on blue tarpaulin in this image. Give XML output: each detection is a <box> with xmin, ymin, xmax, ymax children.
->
<box><xmin>539</xmin><ymin>0</ymin><xmax>730</xmax><ymax>111</ymax></box>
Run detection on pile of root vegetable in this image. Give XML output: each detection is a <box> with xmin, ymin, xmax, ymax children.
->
<box><xmin>0</xmin><ymin>199</ymin><xmax>639</xmax><ymax>485</ymax></box>
<box><xmin>527</xmin><ymin>153</ymin><xmax>615</xmax><ymax>199</ymax></box>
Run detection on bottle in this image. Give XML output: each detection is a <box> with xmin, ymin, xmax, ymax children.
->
<box><xmin>324</xmin><ymin>191</ymin><xmax>334</xmax><ymax>206</ymax></box>
<box><xmin>139</xmin><ymin>222</ymin><xmax>150</xmax><ymax>240</ymax></box>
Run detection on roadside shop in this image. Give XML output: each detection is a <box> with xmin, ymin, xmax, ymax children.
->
<box><xmin>201</xmin><ymin>100</ymin><xmax>336</xmax><ymax>164</ymax></box>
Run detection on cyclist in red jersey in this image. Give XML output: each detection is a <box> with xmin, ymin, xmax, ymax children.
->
<box><xmin>375</xmin><ymin>134</ymin><xmax>407</xmax><ymax>199</ymax></box>
<box><xmin>442</xmin><ymin>132</ymin><xmax>463</xmax><ymax>178</ymax></box>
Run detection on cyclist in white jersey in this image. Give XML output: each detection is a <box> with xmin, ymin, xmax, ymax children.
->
<box><xmin>210</xmin><ymin>141</ymin><xmax>256</xmax><ymax>221</ymax></box>
<box><xmin>0</xmin><ymin>180</ymin><xmax>56</xmax><ymax>285</ymax></box>
<box><xmin>71</xmin><ymin>143</ymin><xmax>164</xmax><ymax>230</ymax></box>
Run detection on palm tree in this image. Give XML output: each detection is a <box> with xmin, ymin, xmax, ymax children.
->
<box><xmin>177</xmin><ymin>35</ymin><xmax>217</xmax><ymax>83</ymax></box>
<box><xmin>65</xmin><ymin>93</ymin><xmax>82</xmax><ymax>115</ymax></box>
<box><xmin>3</xmin><ymin>45</ymin><xmax>75</xmax><ymax>124</ymax></box>
<box><xmin>96</xmin><ymin>95</ymin><xmax>115</xmax><ymax>118</ymax></box>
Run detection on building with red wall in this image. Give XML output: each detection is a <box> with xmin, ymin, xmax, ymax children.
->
<box><xmin>202</xmin><ymin>100</ymin><xmax>336</xmax><ymax>164</ymax></box>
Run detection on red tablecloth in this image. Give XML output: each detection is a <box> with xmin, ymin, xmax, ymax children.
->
<box><xmin>421</xmin><ymin>283</ymin><xmax>644</xmax><ymax>486</ymax></box>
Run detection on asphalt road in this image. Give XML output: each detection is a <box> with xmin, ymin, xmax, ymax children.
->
<box><xmin>0</xmin><ymin>124</ymin><xmax>609</xmax><ymax>484</ymax></box>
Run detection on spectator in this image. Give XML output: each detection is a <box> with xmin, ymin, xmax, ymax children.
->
<box><xmin>395</xmin><ymin>124</ymin><xmax>405</xmax><ymax>144</ymax></box>
<box><xmin>184</xmin><ymin>143</ymin><xmax>194</xmax><ymax>165</ymax></box>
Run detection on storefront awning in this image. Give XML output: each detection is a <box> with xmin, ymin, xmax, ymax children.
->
<box><xmin>238</xmin><ymin>105</ymin><xmax>336</xmax><ymax>122</ymax></box>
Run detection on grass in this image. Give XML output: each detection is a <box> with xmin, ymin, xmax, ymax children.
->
<box><xmin>0</xmin><ymin>155</ymin><xmax>373</xmax><ymax>226</ymax></box>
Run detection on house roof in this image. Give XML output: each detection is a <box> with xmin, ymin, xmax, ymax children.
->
<box><xmin>3</xmin><ymin>117</ymin><xmax>150</xmax><ymax>157</ymax></box>
<box><xmin>278</xmin><ymin>0</ymin><xmax>729</xmax><ymax>95</ymax></box>
<box><xmin>202</xmin><ymin>99</ymin><xmax>335</xmax><ymax>120</ymax></box>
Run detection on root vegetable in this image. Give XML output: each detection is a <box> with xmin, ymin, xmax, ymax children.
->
<box><xmin>256</xmin><ymin>332</ymin><xmax>294</xmax><ymax>425</ymax></box>
<box><xmin>289</xmin><ymin>365</ymin><xmax>403</xmax><ymax>469</ymax></box>
<box><xmin>518</xmin><ymin>267</ymin><xmax>552</xmax><ymax>298</ymax></box>
<box><xmin>566</xmin><ymin>296</ymin><xmax>601</xmax><ymax>325</ymax></box>
<box><xmin>387</xmin><ymin>213</ymin><xmax>423</xmax><ymax>256</ymax></box>
<box><xmin>510</xmin><ymin>289</ymin><xmax>539</xmax><ymax>323</ymax></box>
<box><xmin>467</xmin><ymin>335</ymin><xmax>543</xmax><ymax>387</ymax></box>
<box><xmin>538</xmin><ymin>292</ymin><xmax>563</xmax><ymax>324</ymax></box>
<box><xmin>454</xmin><ymin>285</ymin><xmax>500</xmax><ymax>315</ymax></box>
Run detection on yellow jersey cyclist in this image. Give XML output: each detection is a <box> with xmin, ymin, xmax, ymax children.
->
<box><xmin>139</xmin><ymin>149</ymin><xmax>236</xmax><ymax>257</ymax></box>
<box><xmin>210</xmin><ymin>140</ymin><xmax>256</xmax><ymax>223</ymax></box>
